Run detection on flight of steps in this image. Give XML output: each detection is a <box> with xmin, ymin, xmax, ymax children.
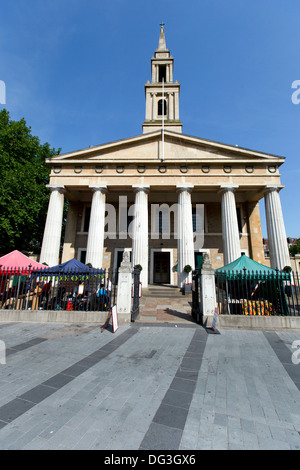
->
<box><xmin>137</xmin><ymin>284</ymin><xmax>195</xmax><ymax>324</ymax></box>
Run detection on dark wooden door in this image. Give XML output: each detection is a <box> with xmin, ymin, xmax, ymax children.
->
<box><xmin>154</xmin><ymin>252</ymin><xmax>170</xmax><ymax>283</ymax></box>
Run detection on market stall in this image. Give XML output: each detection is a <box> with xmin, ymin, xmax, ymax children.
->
<box><xmin>0</xmin><ymin>250</ymin><xmax>45</xmax><ymax>309</ymax></box>
<box><xmin>30</xmin><ymin>258</ymin><xmax>106</xmax><ymax>311</ymax></box>
<box><xmin>215</xmin><ymin>254</ymin><xmax>290</xmax><ymax>315</ymax></box>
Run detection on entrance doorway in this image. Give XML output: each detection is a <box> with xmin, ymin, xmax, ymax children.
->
<box><xmin>153</xmin><ymin>252</ymin><xmax>170</xmax><ymax>284</ymax></box>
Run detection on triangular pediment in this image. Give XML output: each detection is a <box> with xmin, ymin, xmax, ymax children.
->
<box><xmin>47</xmin><ymin>130</ymin><xmax>285</xmax><ymax>165</ymax></box>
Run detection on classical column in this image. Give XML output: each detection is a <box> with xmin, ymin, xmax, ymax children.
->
<box><xmin>220</xmin><ymin>185</ymin><xmax>241</xmax><ymax>265</ymax></box>
<box><xmin>61</xmin><ymin>202</ymin><xmax>78</xmax><ymax>263</ymax></box>
<box><xmin>166</xmin><ymin>64</ymin><xmax>170</xmax><ymax>83</ymax></box>
<box><xmin>174</xmin><ymin>90</ymin><xmax>180</xmax><ymax>121</ymax></box>
<box><xmin>177</xmin><ymin>185</ymin><xmax>195</xmax><ymax>287</ymax></box>
<box><xmin>145</xmin><ymin>90</ymin><xmax>151</xmax><ymax>121</ymax></box>
<box><xmin>131</xmin><ymin>185</ymin><xmax>149</xmax><ymax>288</ymax></box>
<box><xmin>85</xmin><ymin>185</ymin><xmax>107</xmax><ymax>268</ymax></box>
<box><xmin>168</xmin><ymin>92</ymin><xmax>174</xmax><ymax>120</ymax></box>
<box><xmin>151</xmin><ymin>63</ymin><xmax>155</xmax><ymax>83</ymax></box>
<box><xmin>247</xmin><ymin>200</ymin><xmax>265</xmax><ymax>264</ymax></box>
<box><xmin>40</xmin><ymin>185</ymin><xmax>65</xmax><ymax>266</ymax></box>
<box><xmin>264</xmin><ymin>186</ymin><xmax>290</xmax><ymax>269</ymax></box>
<box><xmin>151</xmin><ymin>93</ymin><xmax>156</xmax><ymax>120</ymax></box>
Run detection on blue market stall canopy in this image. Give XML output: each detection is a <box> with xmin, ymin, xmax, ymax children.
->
<box><xmin>31</xmin><ymin>258</ymin><xmax>105</xmax><ymax>276</ymax></box>
<box><xmin>215</xmin><ymin>254</ymin><xmax>290</xmax><ymax>280</ymax></box>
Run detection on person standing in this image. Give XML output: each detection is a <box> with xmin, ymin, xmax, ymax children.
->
<box><xmin>107</xmin><ymin>277</ymin><xmax>112</xmax><ymax>308</ymax></box>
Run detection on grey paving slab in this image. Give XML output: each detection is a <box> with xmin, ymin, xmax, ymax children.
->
<box><xmin>0</xmin><ymin>321</ymin><xmax>300</xmax><ymax>450</ymax></box>
<box><xmin>140</xmin><ymin>422</ymin><xmax>183</xmax><ymax>450</ymax></box>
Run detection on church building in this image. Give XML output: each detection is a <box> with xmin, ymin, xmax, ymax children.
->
<box><xmin>39</xmin><ymin>25</ymin><xmax>291</xmax><ymax>288</ymax></box>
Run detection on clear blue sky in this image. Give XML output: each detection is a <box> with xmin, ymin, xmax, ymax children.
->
<box><xmin>1</xmin><ymin>0</ymin><xmax>300</xmax><ymax>238</ymax></box>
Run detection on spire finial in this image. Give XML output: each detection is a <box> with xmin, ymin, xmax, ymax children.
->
<box><xmin>158</xmin><ymin>22</ymin><xmax>167</xmax><ymax>50</ymax></box>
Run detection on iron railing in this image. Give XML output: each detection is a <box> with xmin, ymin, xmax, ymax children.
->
<box><xmin>131</xmin><ymin>267</ymin><xmax>141</xmax><ymax>322</ymax></box>
<box><xmin>0</xmin><ymin>266</ymin><xmax>119</xmax><ymax>312</ymax></box>
<box><xmin>215</xmin><ymin>269</ymin><xmax>300</xmax><ymax>316</ymax></box>
<box><xmin>191</xmin><ymin>268</ymin><xmax>202</xmax><ymax>324</ymax></box>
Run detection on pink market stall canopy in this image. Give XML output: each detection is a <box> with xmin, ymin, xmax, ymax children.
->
<box><xmin>0</xmin><ymin>250</ymin><xmax>45</xmax><ymax>275</ymax></box>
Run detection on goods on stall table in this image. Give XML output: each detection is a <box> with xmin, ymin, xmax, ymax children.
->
<box><xmin>241</xmin><ymin>299</ymin><xmax>273</xmax><ymax>315</ymax></box>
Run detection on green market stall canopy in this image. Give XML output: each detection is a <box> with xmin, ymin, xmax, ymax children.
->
<box><xmin>215</xmin><ymin>254</ymin><xmax>290</xmax><ymax>280</ymax></box>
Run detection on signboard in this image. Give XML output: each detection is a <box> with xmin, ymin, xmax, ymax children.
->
<box><xmin>102</xmin><ymin>304</ymin><xmax>118</xmax><ymax>333</ymax></box>
<box><xmin>78</xmin><ymin>284</ymin><xmax>84</xmax><ymax>295</ymax></box>
<box><xmin>211</xmin><ymin>307</ymin><xmax>218</xmax><ymax>331</ymax></box>
<box><xmin>112</xmin><ymin>305</ymin><xmax>119</xmax><ymax>333</ymax></box>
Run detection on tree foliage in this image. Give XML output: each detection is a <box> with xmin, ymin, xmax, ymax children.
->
<box><xmin>289</xmin><ymin>238</ymin><xmax>300</xmax><ymax>257</ymax></box>
<box><xmin>0</xmin><ymin>109</ymin><xmax>60</xmax><ymax>253</ymax></box>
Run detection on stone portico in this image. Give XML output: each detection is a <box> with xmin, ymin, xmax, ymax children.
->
<box><xmin>40</xmin><ymin>25</ymin><xmax>291</xmax><ymax>287</ymax></box>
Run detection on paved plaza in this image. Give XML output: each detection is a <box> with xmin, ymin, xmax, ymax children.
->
<box><xmin>0</xmin><ymin>320</ymin><xmax>299</xmax><ymax>450</ymax></box>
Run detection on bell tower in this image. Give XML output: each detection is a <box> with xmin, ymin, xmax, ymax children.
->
<box><xmin>142</xmin><ymin>24</ymin><xmax>182</xmax><ymax>134</ymax></box>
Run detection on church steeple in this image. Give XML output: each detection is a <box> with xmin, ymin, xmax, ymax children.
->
<box><xmin>142</xmin><ymin>24</ymin><xmax>182</xmax><ymax>134</ymax></box>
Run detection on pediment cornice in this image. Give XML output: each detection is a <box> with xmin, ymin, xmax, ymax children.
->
<box><xmin>47</xmin><ymin>130</ymin><xmax>285</xmax><ymax>165</ymax></box>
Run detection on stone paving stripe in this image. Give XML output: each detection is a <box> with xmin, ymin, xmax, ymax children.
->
<box><xmin>0</xmin><ymin>398</ymin><xmax>36</xmax><ymax>424</ymax></box>
<box><xmin>170</xmin><ymin>376</ymin><xmax>197</xmax><ymax>394</ymax></box>
<box><xmin>41</xmin><ymin>373</ymin><xmax>75</xmax><ymax>389</ymax></box>
<box><xmin>18</xmin><ymin>384</ymin><xmax>59</xmax><ymax>404</ymax></box>
<box><xmin>263</xmin><ymin>331</ymin><xmax>300</xmax><ymax>391</ymax></box>
<box><xmin>153</xmin><ymin>403</ymin><xmax>188</xmax><ymax>430</ymax></box>
<box><xmin>6</xmin><ymin>337</ymin><xmax>47</xmax><ymax>356</ymax></box>
<box><xmin>0</xmin><ymin>327</ymin><xmax>138</xmax><ymax>427</ymax></box>
<box><xmin>140</xmin><ymin>328</ymin><xmax>208</xmax><ymax>450</ymax></box>
<box><xmin>140</xmin><ymin>422</ymin><xmax>183</xmax><ymax>450</ymax></box>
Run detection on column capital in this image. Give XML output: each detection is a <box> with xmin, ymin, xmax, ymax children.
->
<box><xmin>132</xmin><ymin>184</ymin><xmax>150</xmax><ymax>193</ymax></box>
<box><xmin>219</xmin><ymin>184</ymin><xmax>239</xmax><ymax>194</ymax></box>
<box><xmin>46</xmin><ymin>184</ymin><xmax>65</xmax><ymax>194</ymax></box>
<box><xmin>176</xmin><ymin>184</ymin><xmax>194</xmax><ymax>193</ymax></box>
<box><xmin>264</xmin><ymin>184</ymin><xmax>284</xmax><ymax>194</ymax></box>
<box><xmin>89</xmin><ymin>185</ymin><xmax>107</xmax><ymax>193</ymax></box>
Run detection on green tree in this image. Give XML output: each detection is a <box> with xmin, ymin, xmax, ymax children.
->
<box><xmin>0</xmin><ymin>109</ymin><xmax>60</xmax><ymax>253</ymax></box>
<box><xmin>289</xmin><ymin>238</ymin><xmax>300</xmax><ymax>257</ymax></box>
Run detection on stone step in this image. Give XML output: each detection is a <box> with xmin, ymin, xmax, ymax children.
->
<box><xmin>142</xmin><ymin>294</ymin><xmax>191</xmax><ymax>300</ymax></box>
<box><xmin>137</xmin><ymin>285</ymin><xmax>193</xmax><ymax>324</ymax></box>
<box><xmin>142</xmin><ymin>285</ymin><xmax>183</xmax><ymax>298</ymax></box>
<box><xmin>142</xmin><ymin>294</ymin><xmax>183</xmax><ymax>298</ymax></box>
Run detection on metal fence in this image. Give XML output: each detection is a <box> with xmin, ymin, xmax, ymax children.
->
<box><xmin>131</xmin><ymin>266</ymin><xmax>141</xmax><ymax>322</ymax></box>
<box><xmin>0</xmin><ymin>266</ymin><xmax>119</xmax><ymax>312</ymax></box>
<box><xmin>215</xmin><ymin>269</ymin><xmax>300</xmax><ymax>316</ymax></box>
<box><xmin>191</xmin><ymin>269</ymin><xmax>202</xmax><ymax>324</ymax></box>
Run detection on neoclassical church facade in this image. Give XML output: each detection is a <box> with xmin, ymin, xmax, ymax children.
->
<box><xmin>39</xmin><ymin>25</ymin><xmax>291</xmax><ymax>287</ymax></box>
